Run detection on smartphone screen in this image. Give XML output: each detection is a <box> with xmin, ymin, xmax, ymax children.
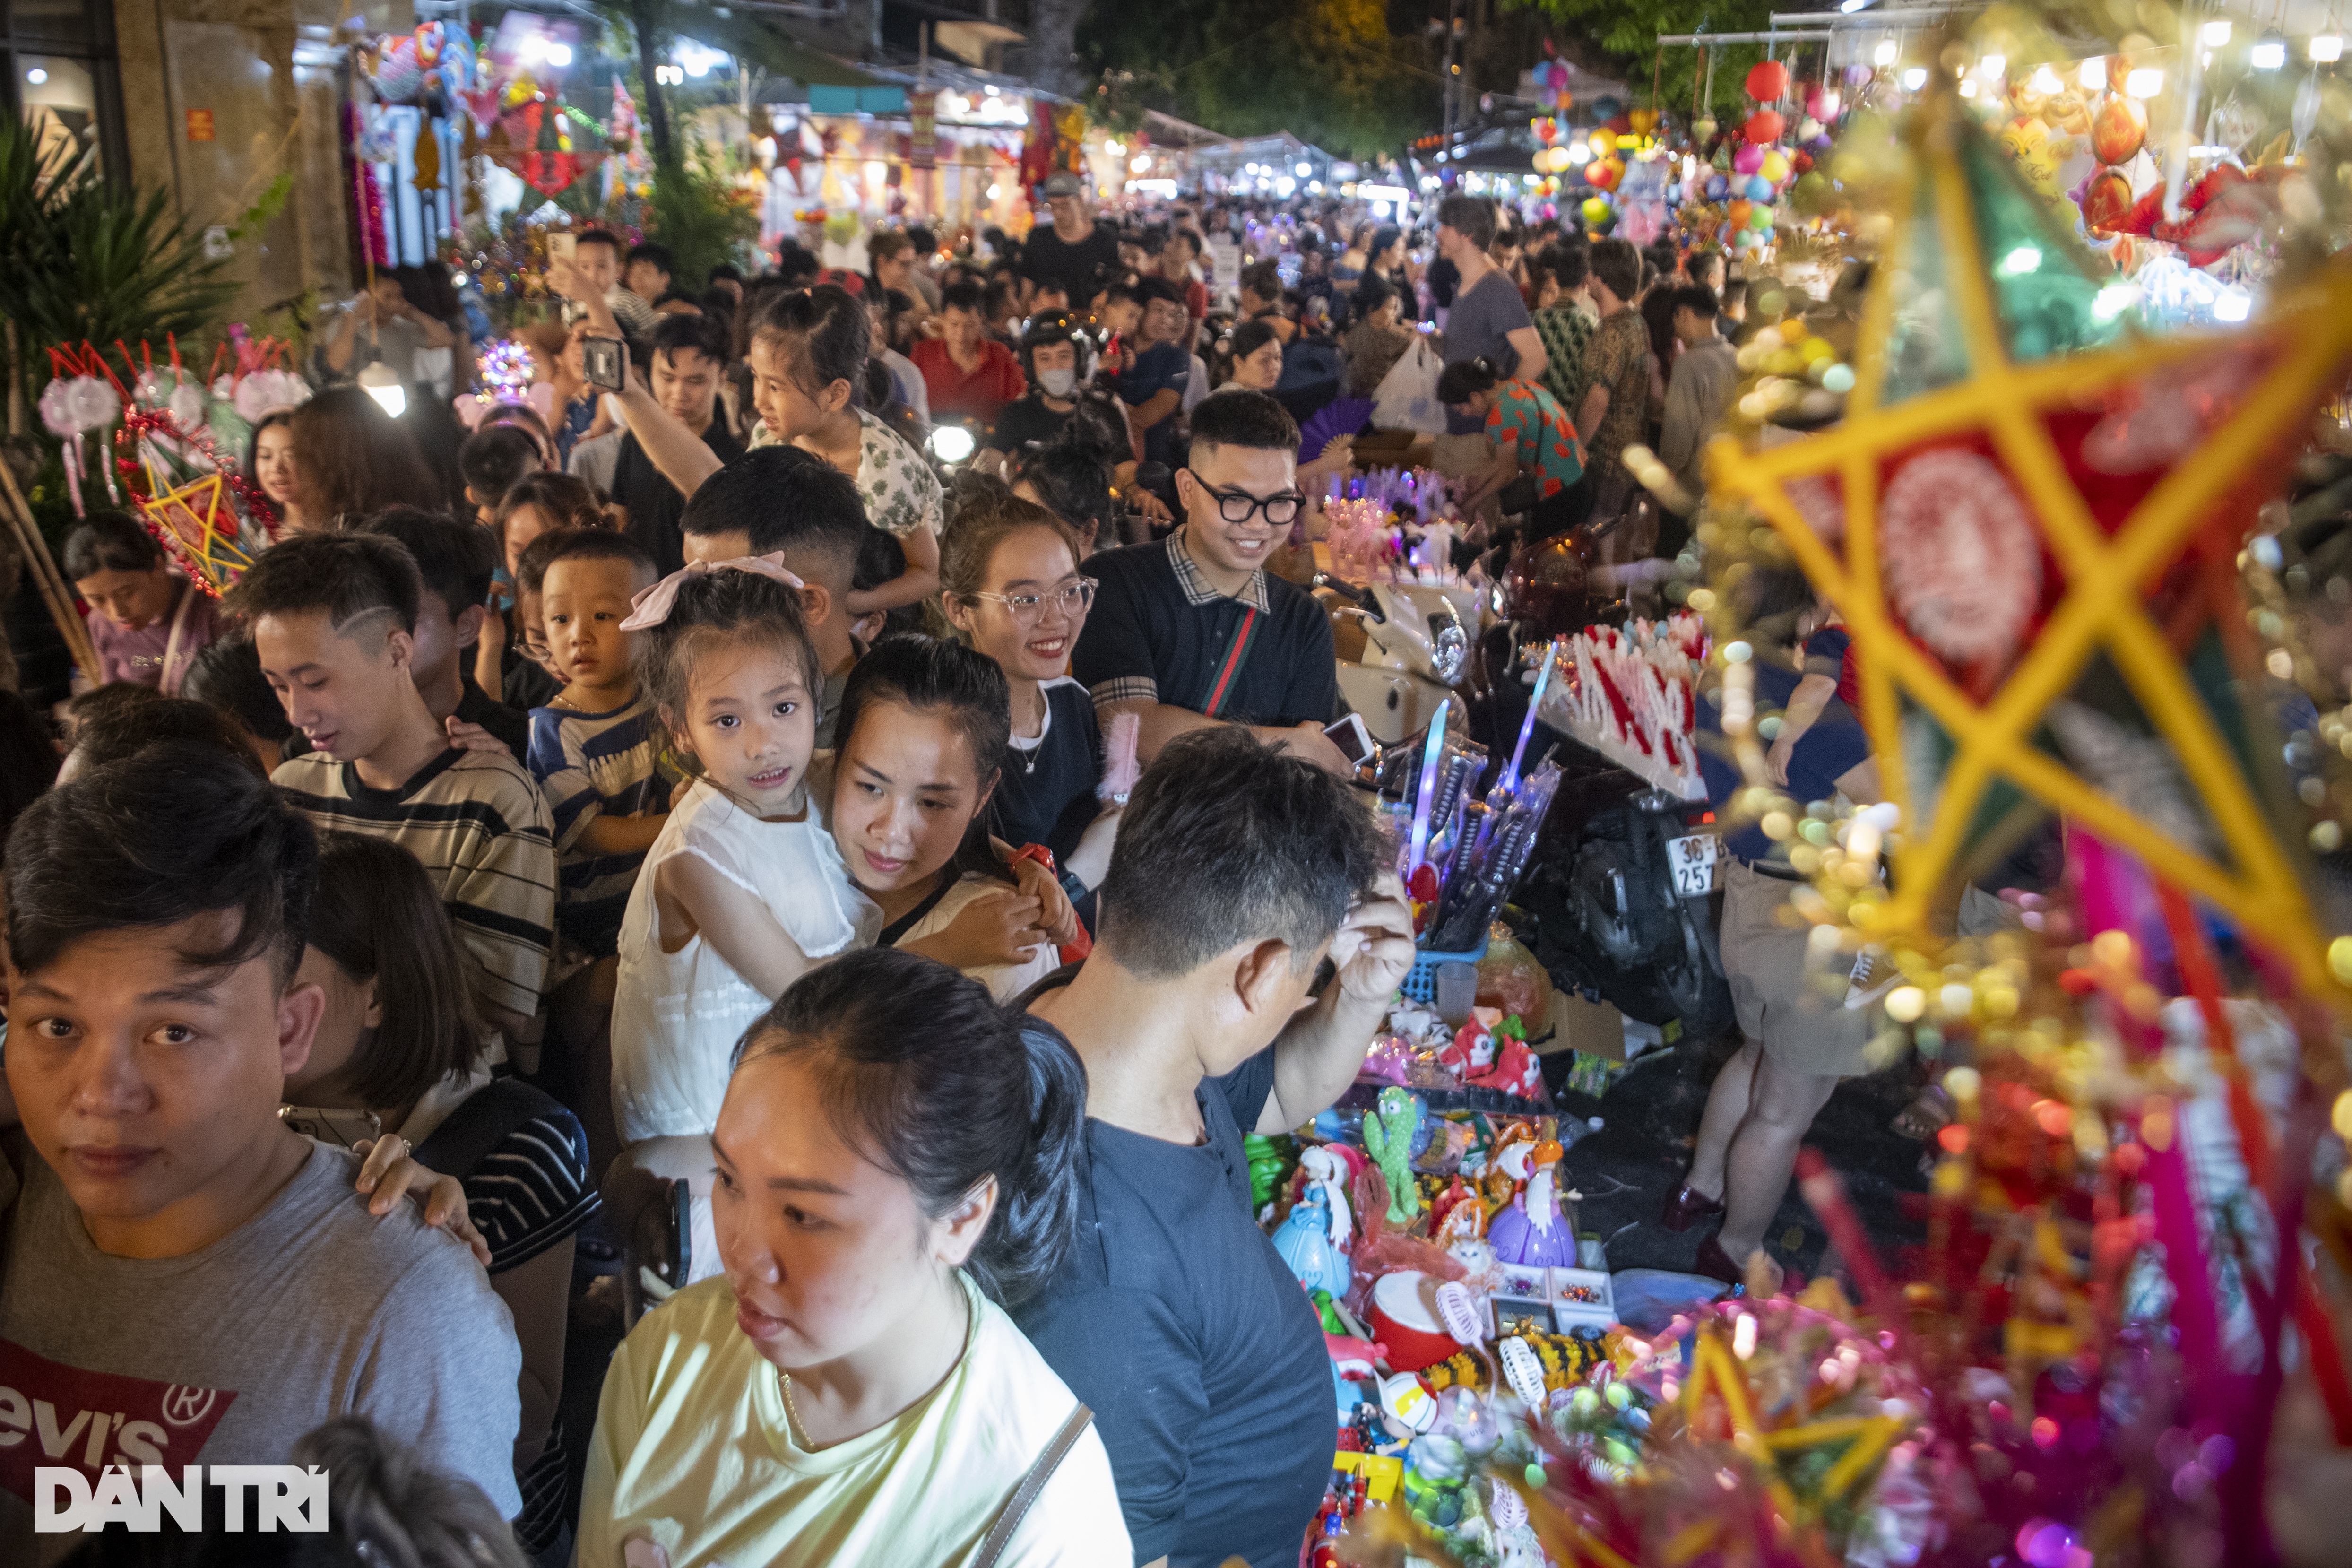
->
<box><xmin>581</xmin><ymin>336</ymin><xmax>626</xmax><ymax>393</ymax></box>
<box><xmin>1324</xmin><ymin>713</ymin><xmax>1375</xmax><ymax>765</ymax></box>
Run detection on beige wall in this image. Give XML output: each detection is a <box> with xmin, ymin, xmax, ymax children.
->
<box><xmin>111</xmin><ymin>0</ymin><xmax>413</xmax><ymax>327</ymax></box>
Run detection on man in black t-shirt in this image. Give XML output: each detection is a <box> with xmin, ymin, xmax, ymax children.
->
<box><xmin>982</xmin><ymin>315</ymin><xmax>1086</xmax><ymax>470</ymax></box>
<box><xmin>1014</xmin><ymin>729</ymin><xmax>1412</xmax><ymax>1568</ymax></box>
<box><xmin>1018</xmin><ymin>173</ymin><xmax>1121</xmax><ymax>312</ymax></box>
<box><xmin>1072</xmin><ymin>389</ymin><xmax>1351</xmax><ymax>774</ymax></box>
<box><xmin>610</xmin><ymin>314</ymin><xmax>743</xmax><ymax>575</ymax></box>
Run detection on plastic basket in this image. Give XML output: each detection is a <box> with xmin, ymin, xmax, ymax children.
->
<box><xmin>1401</xmin><ymin>934</ymin><xmax>1490</xmax><ymax>1005</ymax></box>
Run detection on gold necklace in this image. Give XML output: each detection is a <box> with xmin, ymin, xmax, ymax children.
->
<box><xmin>778</xmin><ymin>1366</ymin><xmax>807</xmax><ymax>1446</ymax></box>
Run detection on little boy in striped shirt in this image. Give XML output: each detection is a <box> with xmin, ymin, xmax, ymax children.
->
<box><xmin>525</xmin><ymin>531</ymin><xmax>669</xmax><ymax>957</ymax></box>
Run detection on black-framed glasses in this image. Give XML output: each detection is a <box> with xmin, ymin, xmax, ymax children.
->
<box><xmin>967</xmin><ymin>578</ymin><xmax>1098</xmax><ymax>625</ymax></box>
<box><xmin>1183</xmin><ymin>470</ymin><xmax>1305</xmax><ymax>526</ymax></box>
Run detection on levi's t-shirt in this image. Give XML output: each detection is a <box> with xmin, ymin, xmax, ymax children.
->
<box><xmin>0</xmin><ymin>1138</ymin><xmax>522</xmax><ymax>1562</ymax></box>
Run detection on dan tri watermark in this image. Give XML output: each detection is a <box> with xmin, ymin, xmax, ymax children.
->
<box><xmin>34</xmin><ymin>1465</ymin><xmax>328</xmax><ymax>1533</ymax></box>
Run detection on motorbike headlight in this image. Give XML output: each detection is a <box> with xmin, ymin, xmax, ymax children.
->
<box><xmin>928</xmin><ymin>424</ymin><xmax>977</xmax><ymax>464</ymax></box>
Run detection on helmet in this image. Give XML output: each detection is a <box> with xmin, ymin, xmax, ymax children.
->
<box><xmin>1018</xmin><ymin>310</ymin><xmax>1096</xmax><ymax>386</ymax></box>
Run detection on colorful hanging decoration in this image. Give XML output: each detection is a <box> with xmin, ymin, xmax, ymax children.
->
<box><xmin>122</xmin><ymin>405</ymin><xmax>281</xmax><ymax>596</ymax></box>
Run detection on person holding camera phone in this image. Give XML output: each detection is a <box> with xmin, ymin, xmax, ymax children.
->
<box><xmin>549</xmin><ymin>254</ymin><xmax>740</xmax><ymax>575</ymax></box>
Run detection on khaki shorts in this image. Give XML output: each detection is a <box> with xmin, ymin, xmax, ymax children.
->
<box><xmin>1718</xmin><ymin>858</ymin><xmax>1874</xmax><ymax>1077</ymax></box>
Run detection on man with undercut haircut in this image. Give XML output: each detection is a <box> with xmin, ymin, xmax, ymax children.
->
<box><xmin>678</xmin><ymin>445</ymin><xmax>875</xmax><ymax>748</ymax></box>
<box><xmin>228</xmin><ymin>533</ymin><xmax>557</xmax><ymax>1047</ymax></box>
<box><xmin>1012</xmin><ymin>728</ymin><xmax>1414</xmax><ymax>1568</ymax></box>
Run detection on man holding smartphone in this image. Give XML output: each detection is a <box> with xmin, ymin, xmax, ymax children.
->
<box><xmin>1072</xmin><ymin>390</ymin><xmax>1354</xmax><ymax>776</ymax></box>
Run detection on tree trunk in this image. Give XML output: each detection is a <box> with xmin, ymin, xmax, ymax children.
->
<box><xmin>1024</xmin><ymin>0</ymin><xmax>1090</xmax><ymax>100</ymax></box>
<box><xmin>631</xmin><ymin>0</ymin><xmax>678</xmax><ymax>171</ymax></box>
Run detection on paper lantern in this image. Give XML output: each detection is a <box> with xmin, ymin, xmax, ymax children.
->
<box><xmin>1580</xmin><ymin>195</ymin><xmax>1614</xmax><ymax>228</ymax></box>
<box><xmin>1693</xmin><ymin>116</ymin><xmax>1718</xmax><ymax>144</ymax></box>
<box><xmin>1745</xmin><ymin>109</ymin><xmax>1785</xmax><ymax>145</ymax></box>
<box><xmin>1746</xmin><ymin>60</ymin><xmax>1790</xmax><ymax>102</ymax></box>
<box><xmin>1537</xmin><ymin>118</ymin><xmax>1557</xmax><ymax>143</ymax></box>
<box><xmin>1759</xmin><ymin>149</ymin><xmax>1791</xmax><ymax>183</ymax></box>
<box><xmin>1629</xmin><ymin>107</ymin><xmax>1660</xmax><ymax>135</ymax></box>
<box><xmin>1586</xmin><ymin>157</ymin><xmax>1623</xmax><ymax>191</ymax></box>
<box><xmin>1732</xmin><ymin>142</ymin><xmax>1765</xmax><ymax>174</ymax></box>
<box><xmin>1588</xmin><ymin>128</ymin><xmax>1614</xmax><ymax>158</ymax></box>
<box><xmin>2092</xmin><ymin>93</ymin><xmax>2147</xmax><ymax>165</ymax></box>
<box><xmin>2080</xmin><ymin>167</ymin><xmax>2135</xmax><ymax>230</ymax></box>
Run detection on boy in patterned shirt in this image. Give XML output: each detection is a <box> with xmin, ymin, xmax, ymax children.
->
<box><xmin>231</xmin><ymin>533</ymin><xmax>556</xmax><ymax>1047</ymax></box>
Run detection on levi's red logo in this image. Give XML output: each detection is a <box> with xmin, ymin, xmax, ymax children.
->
<box><xmin>0</xmin><ymin>1339</ymin><xmax>235</xmax><ymax>1504</ymax></box>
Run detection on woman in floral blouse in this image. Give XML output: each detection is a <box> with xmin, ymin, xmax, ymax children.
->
<box><xmin>745</xmin><ymin>285</ymin><xmax>943</xmax><ymax>614</ymax></box>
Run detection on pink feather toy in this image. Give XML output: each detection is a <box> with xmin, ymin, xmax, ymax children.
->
<box><xmin>1098</xmin><ymin>712</ymin><xmax>1141</xmax><ymax>804</ymax></box>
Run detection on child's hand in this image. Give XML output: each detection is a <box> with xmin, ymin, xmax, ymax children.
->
<box><xmin>930</xmin><ymin>891</ymin><xmax>1053</xmax><ymax>969</ymax></box>
<box><xmin>445</xmin><ymin>717</ymin><xmax>512</xmax><ymax>758</ymax></box>
<box><xmin>1010</xmin><ymin>855</ymin><xmax>1080</xmax><ymax>947</ymax></box>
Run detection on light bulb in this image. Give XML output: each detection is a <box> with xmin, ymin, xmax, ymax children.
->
<box><xmin>1874</xmin><ymin>39</ymin><xmax>1898</xmax><ymax>67</ymax></box>
<box><xmin>2201</xmin><ymin>19</ymin><xmax>2232</xmax><ymax>46</ymax></box>
<box><xmin>2126</xmin><ymin>66</ymin><xmax>2164</xmax><ymax>98</ymax></box>
<box><xmin>1959</xmin><ymin>77</ymin><xmax>1979</xmax><ymax>97</ymax></box>
<box><xmin>2251</xmin><ymin>39</ymin><xmax>2285</xmax><ymax>68</ymax></box>
<box><xmin>546</xmin><ymin>43</ymin><xmax>572</xmax><ymax>68</ymax></box>
<box><xmin>24</xmin><ymin>66</ymin><xmax>46</xmax><ymax>85</ymax></box>
<box><xmin>2080</xmin><ymin>57</ymin><xmax>2107</xmax><ymax>90</ymax></box>
<box><xmin>2031</xmin><ymin>64</ymin><xmax>2063</xmax><ymax>95</ymax></box>
<box><xmin>1296</xmin><ymin>162</ymin><xmax>1312</xmax><ymax>176</ymax></box>
<box><xmin>2315</xmin><ymin>35</ymin><xmax>2345</xmax><ymax>61</ymax></box>
<box><xmin>358</xmin><ymin>362</ymin><xmax>406</xmax><ymax>419</ymax></box>
<box><xmin>1902</xmin><ymin>67</ymin><xmax>1928</xmax><ymax>89</ymax></box>
<box><xmin>1979</xmin><ymin>53</ymin><xmax>2005</xmax><ymax>77</ymax></box>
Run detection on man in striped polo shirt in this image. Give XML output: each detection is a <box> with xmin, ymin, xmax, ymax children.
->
<box><xmin>229</xmin><ymin>533</ymin><xmax>557</xmax><ymax>1048</ymax></box>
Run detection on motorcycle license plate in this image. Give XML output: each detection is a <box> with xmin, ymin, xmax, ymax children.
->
<box><xmin>1668</xmin><ymin>833</ymin><xmax>1719</xmax><ymax>898</ymax></box>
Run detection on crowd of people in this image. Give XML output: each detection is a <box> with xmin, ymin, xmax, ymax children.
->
<box><xmin>0</xmin><ymin>177</ymin><xmax>1789</xmax><ymax>1568</ymax></box>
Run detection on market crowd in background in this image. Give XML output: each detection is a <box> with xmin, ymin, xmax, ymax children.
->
<box><xmin>0</xmin><ymin>172</ymin><xmax>1791</xmax><ymax>1568</ymax></box>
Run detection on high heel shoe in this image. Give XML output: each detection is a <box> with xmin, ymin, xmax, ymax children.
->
<box><xmin>1660</xmin><ymin>1183</ymin><xmax>1724</xmax><ymax>1233</ymax></box>
<box><xmin>1693</xmin><ymin>1234</ymin><xmax>1744</xmax><ymax>1287</ymax></box>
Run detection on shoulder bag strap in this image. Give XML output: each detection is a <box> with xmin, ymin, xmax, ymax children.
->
<box><xmin>159</xmin><ymin>580</ymin><xmax>199</xmax><ymax>696</ymax></box>
<box><xmin>1197</xmin><ymin>603</ymin><xmax>1262</xmax><ymax>719</ymax></box>
<box><xmin>971</xmin><ymin>1403</ymin><xmax>1096</xmax><ymax>1568</ymax></box>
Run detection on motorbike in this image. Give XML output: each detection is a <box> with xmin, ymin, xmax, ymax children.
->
<box><xmin>1469</xmin><ymin>523</ymin><xmax>1734</xmax><ymax>1041</ymax></box>
<box><xmin>1313</xmin><ymin>572</ymin><xmax>1477</xmax><ymax>750</ymax></box>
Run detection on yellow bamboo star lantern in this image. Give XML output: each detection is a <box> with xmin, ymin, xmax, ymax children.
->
<box><xmin>1704</xmin><ymin>71</ymin><xmax>2352</xmax><ymax>997</ymax></box>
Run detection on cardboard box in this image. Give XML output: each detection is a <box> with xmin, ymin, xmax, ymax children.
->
<box><xmin>1534</xmin><ymin>988</ymin><xmax>1626</xmax><ymax>1059</ymax></box>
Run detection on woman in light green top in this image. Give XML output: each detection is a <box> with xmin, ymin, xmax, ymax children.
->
<box><xmin>577</xmin><ymin>947</ymin><xmax>1128</xmax><ymax>1568</ymax></box>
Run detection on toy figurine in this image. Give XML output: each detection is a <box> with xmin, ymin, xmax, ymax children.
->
<box><xmin>1297</xmin><ymin>1144</ymin><xmax>1356</xmax><ymax>1246</ymax></box>
<box><xmin>1465</xmin><ymin>1020</ymin><xmax>1542</xmax><ymax>1099</ymax></box>
<box><xmin>1274</xmin><ymin>1187</ymin><xmax>1352</xmax><ymax>1297</ymax></box>
<box><xmin>1244</xmin><ymin>1133</ymin><xmax>1295</xmax><ymax>1215</ymax></box>
<box><xmin>1362</xmin><ymin>1086</ymin><xmax>1427</xmax><ymax>1225</ymax></box>
<box><xmin>1437</xmin><ymin>1019</ymin><xmax>1497</xmax><ymax>1081</ymax></box>
<box><xmin>1487</xmin><ymin>1164</ymin><xmax>1581</xmax><ymax>1268</ymax></box>
<box><xmin>1326</xmin><ymin>1331</ymin><xmax>1387</xmax><ymax>1417</ymax></box>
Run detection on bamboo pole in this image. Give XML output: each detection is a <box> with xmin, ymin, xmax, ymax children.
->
<box><xmin>0</xmin><ymin>450</ymin><xmax>104</xmax><ymax>689</ymax></box>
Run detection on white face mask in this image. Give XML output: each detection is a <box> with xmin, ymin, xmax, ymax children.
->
<box><xmin>1038</xmin><ymin>366</ymin><xmax>1078</xmax><ymax>398</ymax></box>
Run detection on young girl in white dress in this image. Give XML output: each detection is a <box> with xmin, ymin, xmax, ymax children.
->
<box><xmin>608</xmin><ymin>556</ymin><xmax>880</xmax><ymax>1281</ymax></box>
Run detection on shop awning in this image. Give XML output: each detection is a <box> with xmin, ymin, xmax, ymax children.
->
<box><xmin>667</xmin><ymin>6</ymin><xmax>886</xmax><ymax>88</ymax></box>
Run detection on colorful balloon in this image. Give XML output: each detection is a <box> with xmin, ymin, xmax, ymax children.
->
<box><xmin>1746</xmin><ymin>61</ymin><xmax>1790</xmax><ymax>102</ymax></box>
<box><xmin>1807</xmin><ymin>88</ymin><xmax>1842</xmax><ymax>121</ymax></box>
<box><xmin>1748</xmin><ymin>202</ymin><xmax>1773</xmax><ymax>231</ymax></box>
<box><xmin>1745</xmin><ymin>173</ymin><xmax>1774</xmax><ymax>200</ymax></box>
<box><xmin>1745</xmin><ymin>109</ymin><xmax>1785</xmax><ymax>145</ymax></box>
<box><xmin>1727</xmin><ymin>198</ymin><xmax>1754</xmax><ymax>231</ymax></box>
<box><xmin>1759</xmin><ymin>149</ymin><xmax>1791</xmax><ymax>183</ymax></box>
<box><xmin>1732</xmin><ymin>142</ymin><xmax>1765</xmax><ymax>175</ymax></box>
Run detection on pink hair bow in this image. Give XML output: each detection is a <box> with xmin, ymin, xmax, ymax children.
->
<box><xmin>620</xmin><ymin>553</ymin><xmax>806</xmax><ymax>630</ymax></box>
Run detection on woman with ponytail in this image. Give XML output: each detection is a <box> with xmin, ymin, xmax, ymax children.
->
<box><xmin>576</xmin><ymin>947</ymin><xmax>1128</xmax><ymax>1568</ymax></box>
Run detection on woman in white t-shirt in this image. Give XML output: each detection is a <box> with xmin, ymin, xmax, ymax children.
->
<box><xmin>576</xmin><ymin>946</ymin><xmax>1128</xmax><ymax>1568</ymax></box>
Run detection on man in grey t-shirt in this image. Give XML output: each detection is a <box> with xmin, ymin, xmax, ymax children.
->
<box><xmin>1432</xmin><ymin>193</ymin><xmax>1545</xmax><ymax>436</ymax></box>
<box><xmin>0</xmin><ymin>744</ymin><xmax>520</xmax><ymax>1563</ymax></box>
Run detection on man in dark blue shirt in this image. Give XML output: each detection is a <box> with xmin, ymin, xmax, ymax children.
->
<box><xmin>1073</xmin><ymin>389</ymin><xmax>1350</xmax><ymax>776</ymax></box>
<box><xmin>1673</xmin><ymin>569</ymin><xmax>1884</xmax><ymax>1285</ymax></box>
<box><xmin>1117</xmin><ymin>277</ymin><xmax>1194</xmax><ymax>471</ymax></box>
<box><xmin>1013</xmin><ymin>728</ymin><xmax>1413</xmax><ymax>1568</ymax></box>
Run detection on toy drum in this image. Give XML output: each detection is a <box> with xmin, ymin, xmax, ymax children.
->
<box><xmin>1367</xmin><ymin>1271</ymin><xmax>1459</xmax><ymax>1373</ymax></box>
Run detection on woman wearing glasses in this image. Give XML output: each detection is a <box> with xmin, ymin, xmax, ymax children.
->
<box><xmin>943</xmin><ymin>490</ymin><xmax>1120</xmax><ymax>922</ymax></box>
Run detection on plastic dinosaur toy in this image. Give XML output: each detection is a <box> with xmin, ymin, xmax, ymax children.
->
<box><xmin>1361</xmin><ymin>1086</ymin><xmax>1426</xmax><ymax>1225</ymax></box>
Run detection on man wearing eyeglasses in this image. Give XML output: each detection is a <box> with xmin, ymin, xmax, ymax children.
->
<box><xmin>1073</xmin><ymin>390</ymin><xmax>1352</xmax><ymax>776</ymax></box>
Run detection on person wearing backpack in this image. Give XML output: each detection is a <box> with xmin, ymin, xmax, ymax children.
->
<box><xmin>280</xmin><ymin>832</ymin><xmax>597</xmax><ymax>1565</ymax></box>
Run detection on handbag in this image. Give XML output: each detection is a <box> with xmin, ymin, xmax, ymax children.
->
<box><xmin>1370</xmin><ymin>337</ymin><xmax>1446</xmax><ymax>435</ymax></box>
<box><xmin>971</xmin><ymin>1403</ymin><xmax>1097</xmax><ymax>1568</ymax></box>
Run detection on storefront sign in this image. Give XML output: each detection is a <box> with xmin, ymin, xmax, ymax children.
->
<box><xmin>910</xmin><ymin>90</ymin><xmax>936</xmax><ymax>170</ymax></box>
<box><xmin>185</xmin><ymin>109</ymin><xmax>214</xmax><ymax>142</ymax></box>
